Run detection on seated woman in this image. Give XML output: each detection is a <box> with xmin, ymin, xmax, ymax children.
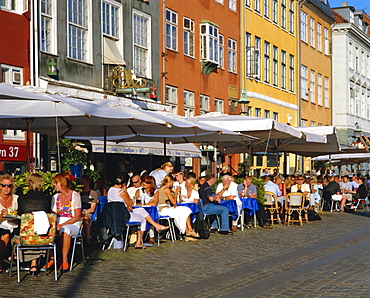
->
<box><xmin>134</xmin><ymin>176</ymin><xmax>158</xmax><ymax>206</ymax></box>
<box><xmin>17</xmin><ymin>173</ymin><xmax>51</xmax><ymax>273</ymax></box>
<box><xmin>340</xmin><ymin>177</ymin><xmax>367</xmax><ymax>211</ymax></box>
<box><xmin>0</xmin><ymin>174</ymin><xmax>18</xmax><ymax>272</ymax></box>
<box><xmin>158</xmin><ymin>175</ymin><xmax>199</xmax><ymax>241</ymax></box>
<box><xmin>49</xmin><ymin>172</ymin><xmax>82</xmax><ymax>272</ymax></box>
<box><xmin>180</xmin><ymin>177</ymin><xmax>199</xmax><ymax>204</ymax></box>
<box><xmin>78</xmin><ymin>176</ymin><xmax>99</xmax><ymax>243</ymax></box>
<box><xmin>108</xmin><ymin>172</ymin><xmax>168</xmax><ymax>249</ymax></box>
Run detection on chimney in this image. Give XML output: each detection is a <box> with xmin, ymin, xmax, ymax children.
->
<box><xmin>342</xmin><ymin>2</ymin><xmax>348</xmax><ymax>7</ymax></box>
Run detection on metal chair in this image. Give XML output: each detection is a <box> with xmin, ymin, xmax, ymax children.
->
<box><xmin>285</xmin><ymin>193</ymin><xmax>305</xmax><ymax>226</ymax></box>
<box><xmin>199</xmin><ymin>199</ymin><xmax>221</xmax><ymax>232</ymax></box>
<box><xmin>123</xmin><ymin>221</ymin><xmax>142</xmax><ymax>251</ymax></box>
<box><xmin>158</xmin><ymin>205</ymin><xmax>177</xmax><ymax>243</ymax></box>
<box><xmin>353</xmin><ymin>197</ymin><xmax>369</xmax><ymax>211</ymax></box>
<box><xmin>264</xmin><ymin>191</ymin><xmax>281</xmax><ymax>225</ymax></box>
<box><xmin>9</xmin><ymin>213</ymin><xmax>58</xmax><ymax>282</ymax></box>
<box><xmin>330</xmin><ymin>195</ymin><xmax>342</xmax><ymax>212</ymax></box>
<box><xmin>70</xmin><ymin>226</ymin><xmax>85</xmax><ymax>271</ymax></box>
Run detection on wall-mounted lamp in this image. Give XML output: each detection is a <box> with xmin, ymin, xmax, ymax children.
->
<box><xmin>287</xmin><ymin>114</ymin><xmax>292</xmax><ymax>125</ymax></box>
<box><xmin>238</xmin><ymin>89</ymin><xmax>250</xmax><ymax>116</ymax></box>
<box><xmin>47</xmin><ymin>58</ymin><xmax>58</xmax><ymax>77</ymax></box>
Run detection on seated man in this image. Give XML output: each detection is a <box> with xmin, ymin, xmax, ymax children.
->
<box><xmin>291</xmin><ymin>175</ymin><xmax>310</xmax><ymax>205</ymax></box>
<box><xmin>198</xmin><ymin>173</ymin><xmax>233</xmax><ymax>235</ymax></box>
<box><xmin>339</xmin><ymin>175</ymin><xmax>353</xmax><ymax>210</ymax></box>
<box><xmin>127</xmin><ymin>175</ymin><xmax>142</xmax><ymax>203</ymax></box>
<box><xmin>216</xmin><ymin>175</ymin><xmax>240</xmax><ymax>231</ymax></box>
<box><xmin>322</xmin><ymin>176</ymin><xmax>341</xmax><ymax>210</ymax></box>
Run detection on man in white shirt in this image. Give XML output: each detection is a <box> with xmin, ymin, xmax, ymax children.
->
<box><xmin>263</xmin><ymin>175</ymin><xmax>282</xmax><ymax>199</ymax></box>
<box><xmin>216</xmin><ymin>175</ymin><xmax>241</xmax><ymax>231</ymax></box>
<box><xmin>127</xmin><ymin>175</ymin><xmax>142</xmax><ymax>203</ymax></box>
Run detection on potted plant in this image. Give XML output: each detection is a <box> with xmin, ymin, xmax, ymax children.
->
<box><xmin>59</xmin><ymin>139</ymin><xmax>88</xmax><ymax>178</ymax></box>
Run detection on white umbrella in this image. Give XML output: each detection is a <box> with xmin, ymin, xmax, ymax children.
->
<box><xmin>311</xmin><ymin>153</ymin><xmax>370</xmax><ymax>166</ymax></box>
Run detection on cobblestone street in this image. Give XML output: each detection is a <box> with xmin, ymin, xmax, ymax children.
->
<box><xmin>2</xmin><ymin>211</ymin><xmax>370</xmax><ymax>297</ymax></box>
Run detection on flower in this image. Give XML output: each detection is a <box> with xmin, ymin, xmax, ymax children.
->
<box><xmin>63</xmin><ymin>145</ymin><xmax>88</xmax><ymax>165</ymax></box>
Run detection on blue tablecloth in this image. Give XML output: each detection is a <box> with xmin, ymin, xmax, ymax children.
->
<box><xmin>177</xmin><ymin>203</ymin><xmax>199</xmax><ymax>214</ymax></box>
<box><xmin>240</xmin><ymin>197</ymin><xmax>259</xmax><ymax>216</ymax></box>
<box><xmin>133</xmin><ymin>206</ymin><xmax>159</xmax><ymax>230</ymax></box>
<box><xmin>219</xmin><ymin>200</ymin><xmax>238</xmax><ymax>220</ymax></box>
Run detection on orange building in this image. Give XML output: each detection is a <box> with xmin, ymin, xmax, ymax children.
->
<box><xmin>160</xmin><ymin>0</ymin><xmax>240</xmax><ymax>175</ymax></box>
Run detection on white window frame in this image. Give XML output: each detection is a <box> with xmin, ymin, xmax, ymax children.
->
<box><xmin>264</xmin><ymin>41</ymin><xmax>270</xmax><ymax>83</ymax></box>
<box><xmin>272</xmin><ymin>0</ymin><xmax>277</xmax><ymax>23</ymax></box>
<box><xmin>310</xmin><ymin>18</ymin><xmax>315</xmax><ymax>47</ymax></box>
<box><xmin>200</xmin><ymin>94</ymin><xmax>210</xmax><ymax>114</ymax></box>
<box><xmin>324</xmin><ymin>27</ymin><xmax>329</xmax><ymax>55</ymax></box>
<box><xmin>1</xmin><ymin>64</ymin><xmax>23</xmax><ymax>85</ymax></box>
<box><xmin>2</xmin><ymin>130</ymin><xmax>24</xmax><ymax>141</ymax></box>
<box><xmin>255</xmin><ymin>36</ymin><xmax>261</xmax><ymax>79</ymax></box>
<box><xmin>289</xmin><ymin>0</ymin><xmax>294</xmax><ymax>33</ymax></box>
<box><xmin>246</xmin><ymin>0</ymin><xmax>251</xmax><ymax>7</ymax></box>
<box><xmin>218</xmin><ymin>34</ymin><xmax>224</xmax><ymax>69</ymax></box>
<box><xmin>310</xmin><ymin>70</ymin><xmax>315</xmax><ymax>103</ymax></box>
<box><xmin>214</xmin><ymin>98</ymin><xmax>224</xmax><ymax>113</ymax></box>
<box><xmin>166</xmin><ymin>8</ymin><xmax>177</xmax><ymax>51</ymax></box>
<box><xmin>317</xmin><ymin>73</ymin><xmax>322</xmax><ymax>106</ymax></box>
<box><xmin>40</xmin><ymin>0</ymin><xmax>57</xmax><ymax>54</ymax></box>
<box><xmin>228</xmin><ymin>38</ymin><xmax>237</xmax><ymax>73</ymax></box>
<box><xmin>272</xmin><ymin>46</ymin><xmax>278</xmax><ymax>86</ymax></box>
<box><xmin>317</xmin><ymin>23</ymin><xmax>322</xmax><ymax>52</ymax></box>
<box><xmin>229</xmin><ymin>0</ymin><xmax>236</xmax><ymax>11</ymax></box>
<box><xmin>102</xmin><ymin>0</ymin><xmax>119</xmax><ymax>39</ymax></box>
<box><xmin>264</xmin><ymin>0</ymin><xmax>269</xmax><ymax>18</ymax></box>
<box><xmin>215</xmin><ymin>0</ymin><xmax>224</xmax><ymax>4</ymax></box>
<box><xmin>255</xmin><ymin>108</ymin><xmax>261</xmax><ymax>117</ymax></box>
<box><xmin>0</xmin><ymin>0</ymin><xmax>27</xmax><ymax>13</ymax></box>
<box><xmin>281</xmin><ymin>0</ymin><xmax>286</xmax><ymax>29</ymax></box>
<box><xmin>264</xmin><ymin>110</ymin><xmax>270</xmax><ymax>118</ymax></box>
<box><xmin>133</xmin><ymin>9</ymin><xmax>151</xmax><ymax>78</ymax></box>
<box><xmin>289</xmin><ymin>54</ymin><xmax>294</xmax><ymax>92</ymax></box>
<box><xmin>324</xmin><ymin>76</ymin><xmax>329</xmax><ymax>108</ymax></box>
<box><xmin>273</xmin><ymin>112</ymin><xmax>278</xmax><ymax>121</ymax></box>
<box><xmin>300</xmin><ymin>119</ymin><xmax>307</xmax><ymax>126</ymax></box>
<box><xmin>183</xmin><ymin>17</ymin><xmax>194</xmax><ymax>58</ymax></box>
<box><xmin>165</xmin><ymin>85</ymin><xmax>177</xmax><ymax>114</ymax></box>
<box><xmin>301</xmin><ymin>65</ymin><xmax>308</xmax><ymax>100</ymax></box>
<box><xmin>67</xmin><ymin>0</ymin><xmax>91</xmax><ymax>62</ymax></box>
<box><xmin>183</xmin><ymin>90</ymin><xmax>194</xmax><ymax>118</ymax></box>
<box><xmin>255</xmin><ymin>0</ymin><xmax>260</xmax><ymax>13</ymax></box>
<box><xmin>200</xmin><ymin>22</ymin><xmax>219</xmax><ymax>64</ymax></box>
<box><xmin>300</xmin><ymin>11</ymin><xmax>307</xmax><ymax>43</ymax></box>
<box><xmin>281</xmin><ymin>50</ymin><xmax>286</xmax><ymax>89</ymax></box>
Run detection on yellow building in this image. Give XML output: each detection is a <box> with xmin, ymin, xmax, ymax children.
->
<box><xmin>240</xmin><ymin>0</ymin><xmax>299</xmax><ymax>175</ymax></box>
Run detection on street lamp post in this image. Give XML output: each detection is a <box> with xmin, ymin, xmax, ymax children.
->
<box><xmin>238</xmin><ymin>89</ymin><xmax>250</xmax><ymax>116</ymax></box>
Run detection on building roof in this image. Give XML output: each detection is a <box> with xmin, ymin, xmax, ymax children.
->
<box><xmin>332</xmin><ymin>10</ymin><xmax>348</xmax><ymax>23</ymax></box>
<box><xmin>307</xmin><ymin>0</ymin><xmax>335</xmax><ymax>21</ymax></box>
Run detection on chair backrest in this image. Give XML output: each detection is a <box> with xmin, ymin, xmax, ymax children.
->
<box><xmin>19</xmin><ymin>213</ymin><xmax>57</xmax><ymax>245</ymax></box>
<box><xmin>264</xmin><ymin>192</ymin><xmax>276</xmax><ymax>205</ymax></box>
<box><xmin>287</xmin><ymin>193</ymin><xmax>304</xmax><ymax>207</ymax></box>
<box><xmin>99</xmin><ymin>196</ymin><xmax>108</xmax><ymax>212</ymax></box>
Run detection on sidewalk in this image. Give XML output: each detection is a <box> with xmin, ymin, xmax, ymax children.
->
<box><xmin>1</xmin><ymin>211</ymin><xmax>370</xmax><ymax>297</ymax></box>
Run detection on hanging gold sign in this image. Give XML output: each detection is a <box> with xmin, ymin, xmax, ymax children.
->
<box><xmin>111</xmin><ymin>66</ymin><xmax>147</xmax><ymax>89</ymax></box>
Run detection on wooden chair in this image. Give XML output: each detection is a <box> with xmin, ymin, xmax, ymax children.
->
<box><xmin>285</xmin><ymin>193</ymin><xmax>305</xmax><ymax>226</ymax></box>
<box><xmin>263</xmin><ymin>191</ymin><xmax>281</xmax><ymax>225</ymax></box>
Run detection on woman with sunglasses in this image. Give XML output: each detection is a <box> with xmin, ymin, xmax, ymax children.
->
<box><xmin>0</xmin><ymin>174</ymin><xmax>18</xmax><ymax>272</ymax></box>
<box><xmin>134</xmin><ymin>176</ymin><xmax>159</xmax><ymax>206</ymax></box>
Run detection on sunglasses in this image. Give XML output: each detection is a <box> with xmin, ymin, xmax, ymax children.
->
<box><xmin>297</xmin><ymin>178</ymin><xmax>304</xmax><ymax>180</ymax></box>
<box><xmin>132</xmin><ymin>180</ymin><xmax>140</xmax><ymax>184</ymax></box>
<box><xmin>1</xmin><ymin>184</ymin><xmax>13</xmax><ymax>188</ymax></box>
<box><xmin>143</xmin><ymin>181</ymin><xmax>150</xmax><ymax>184</ymax></box>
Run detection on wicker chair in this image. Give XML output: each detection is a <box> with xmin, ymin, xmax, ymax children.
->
<box><xmin>263</xmin><ymin>191</ymin><xmax>281</xmax><ymax>225</ymax></box>
<box><xmin>285</xmin><ymin>193</ymin><xmax>305</xmax><ymax>226</ymax></box>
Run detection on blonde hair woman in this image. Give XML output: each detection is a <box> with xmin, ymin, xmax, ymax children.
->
<box><xmin>158</xmin><ymin>175</ymin><xmax>199</xmax><ymax>241</ymax></box>
<box><xmin>149</xmin><ymin>162</ymin><xmax>174</xmax><ymax>188</ymax></box>
<box><xmin>0</xmin><ymin>174</ymin><xmax>18</xmax><ymax>272</ymax></box>
<box><xmin>180</xmin><ymin>178</ymin><xmax>199</xmax><ymax>204</ymax></box>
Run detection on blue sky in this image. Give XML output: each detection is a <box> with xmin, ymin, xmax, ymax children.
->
<box><xmin>329</xmin><ymin>0</ymin><xmax>369</xmax><ymax>12</ymax></box>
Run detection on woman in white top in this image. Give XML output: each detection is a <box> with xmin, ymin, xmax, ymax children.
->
<box><xmin>180</xmin><ymin>178</ymin><xmax>199</xmax><ymax>204</ymax></box>
<box><xmin>0</xmin><ymin>174</ymin><xmax>18</xmax><ymax>272</ymax></box>
<box><xmin>109</xmin><ymin>173</ymin><xmax>168</xmax><ymax>249</ymax></box>
<box><xmin>50</xmin><ymin>173</ymin><xmax>82</xmax><ymax>272</ymax></box>
<box><xmin>134</xmin><ymin>176</ymin><xmax>159</xmax><ymax>206</ymax></box>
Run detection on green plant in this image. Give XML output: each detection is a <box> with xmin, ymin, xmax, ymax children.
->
<box><xmin>58</xmin><ymin>139</ymin><xmax>89</xmax><ymax>171</ymax></box>
<box><xmin>84</xmin><ymin>169</ymin><xmax>101</xmax><ymax>183</ymax></box>
<box><xmin>252</xmin><ymin>177</ymin><xmax>266</xmax><ymax>204</ymax></box>
<box><xmin>15</xmin><ymin>171</ymin><xmax>57</xmax><ymax>196</ymax></box>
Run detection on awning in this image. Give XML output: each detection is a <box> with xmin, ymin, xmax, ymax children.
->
<box><xmin>91</xmin><ymin>141</ymin><xmax>201</xmax><ymax>158</ymax></box>
<box><xmin>103</xmin><ymin>37</ymin><xmax>126</xmax><ymax>65</ymax></box>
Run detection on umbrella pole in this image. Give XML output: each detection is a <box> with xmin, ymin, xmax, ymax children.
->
<box><xmin>103</xmin><ymin>126</ymin><xmax>107</xmax><ymax>196</ymax></box>
<box><xmin>26</xmin><ymin>118</ymin><xmax>31</xmax><ymax>172</ymax></box>
<box><xmin>214</xmin><ymin>141</ymin><xmax>217</xmax><ymax>176</ymax></box>
<box><xmin>164</xmin><ymin>137</ymin><xmax>167</xmax><ymax>162</ymax></box>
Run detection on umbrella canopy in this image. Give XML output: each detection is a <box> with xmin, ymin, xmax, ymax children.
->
<box><xmin>311</xmin><ymin>153</ymin><xmax>370</xmax><ymax>166</ymax></box>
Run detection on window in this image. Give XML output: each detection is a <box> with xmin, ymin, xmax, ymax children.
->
<box><xmin>1</xmin><ymin>64</ymin><xmax>22</xmax><ymax>85</ymax></box>
<box><xmin>264</xmin><ymin>0</ymin><xmax>269</xmax><ymax>18</ymax></box>
<box><xmin>2</xmin><ymin>130</ymin><xmax>24</xmax><ymax>140</ymax></box>
<box><xmin>214</xmin><ymin>98</ymin><xmax>224</xmax><ymax>113</ymax></box>
<box><xmin>219</xmin><ymin>34</ymin><xmax>224</xmax><ymax>68</ymax></box>
<box><xmin>317</xmin><ymin>73</ymin><xmax>322</xmax><ymax>106</ymax></box>
<box><xmin>281</xmin><ymin>50</ymin><xmax>286</xmax><ymax>89</ymax></box>
<box><xmin>68</xmin><ymin>0</ymin><xmax>89</xmax><ymax>61</ymax></box>
<box><xmin>355</xmin><ymin>47</ymin><xmax>359</xmax><ymax>72</ymax></box>
<box><xmin>272</xmin><ymin>46</ymin><xmax>278</xmax><ymax>86</ymax></box>
<box><xmin>246</xmin><ymin>0</ymin><xmax>251</xmax><ymax>7</ymax></box>
<box><xmin>310</xmin><ymin>70</ymin><xmax>315</xmax><ymax>103</ymax></box>
<box><xmin>310</xmin><ymin>18</ymin><xmax>314</xmax><ymax>47</ymax></box>
<box><xmin>281</xmin><ymin>0</ymin><xmax>286</xmax><ymax>29</ymax></box>
<box><xmin>40</xmin><ymin>0</ymin><xmax>54</xmax><ymax>53</ymax></box>
<box><xmin>264</xmin><ymin>41</ymin><xmax>270</xmax><ymax>83</ymax></box>
<box><xmin>324</xmin><ymin>77</ymin><xmax>329</xmax><ymax>108</ymax></box>
<box><xmin>200</xmin><ymin>22</ymin><xmax>219</xmax><ymax>64</ymax></box>
<box><xmin>301</xmin><ymin>65</ymin><xmax>308</xmax><ymax>100</ymax></box>
<box><xmin>272</xmin><ymin>0</ymin><xmax>277</xmax><ymax>23</ymax></box>
<box><xmin>255</xmin><ymin>108</ymin><xmax>261</xmax><ymax>117</ymax></box>
<box><xmin>264</xmin><ymin>110</ymin><xmax>270</xmax><ymax>118</ymax></box>
<box><xmin>229</xmin><ymin>0</ymin><xmax>236</xmax><ymax>11</ymax></box>
<box><xmin>349</xmin><ymin>42</ymin><xmax>353</xmax><ymax>69</ymax></box>
<box><xmin>317</xmin><ymin>23</ymin><xmax>321</xmax><ymax>51</ymax></box>
<box><xmin>102</xmin><ymin>1</ymin><xmax>119</xmax><ymax>38</ymax></box>
<box><xmin>310</xmin><ymin>121</ymin><xmax>315</xmax><ymax>126</ymax></box>
<box><xmin>228</xmin><ymin>38</ymin><xmax>237</xmax><ymax>73</ymax></box>
<box><xmin>183</xmin><ymin>90</ymin><xmax>194</xmax><ymax>118</ymax></box>
<box><xmin>0</xmin><ymin>0</ymin><xmax>26</xmax><ymax>13</ymax></box>
<box><xmin>215</xmin><ymin>0</ymin><xmax>224</xmax><ymax>3</ymax></box>
<box><xmin>289</xmin><ymin>54</ymin><xmax>294</xmax><ymax>92</ymax></box>
<box><xmin>324</xmin><ymin>27</ymin><xmax>329</xmax><ymax>55</ymax></box>
<box><xmin>183</xmin><ymin>17</ymin><xmax>194</xmax><ymax>58</ymax></box>
<box><xmin>289</xmin><ymin>0</ymin><xmax>294</xmax><ymax>33</ymax></box>
<box><xmin>255</xmin><ymin>0</ymin><xmax>260</xmax><ymax>13</ymax></box>
<box><xmin>300</xmin><ymin>11</ymin><xmax>307</xmax><ymax>42</ymax></box>
<box><xmin>255</xmin><ymin>36</ymin><xmax>261</xmax><ymax>79</ymax></box>
<box><xmin>133</xmin><ymin>10</ymin><xmax>151</xmax><ymax>78</ymax></box>
<box><xmin>273</xmin><ymin>112</ymin><xmax>278</xmax><ymax>121</ymax></box>
<box><xmin>300</xmin><ymin>119</ymin><xmax>307</xmax><ymax>126</ymax></box>
<box><xmin>246</xmin><ymin>33</ymin><xmax>254</xmax><ymax>77</ymax></box>
<box><xmin>165</xmin><ymin>85</ymin><xmax>177</xmax><ymax>114</ymax></box>
<box><xmin>166</xmin><ymin>9</ymin><xmax>177</xmax><ymax>51</ymax></box>
<box><xmin>200</xmin><ymin>94</ymin><xmax>210</xmax><ymax>114</ymax></box>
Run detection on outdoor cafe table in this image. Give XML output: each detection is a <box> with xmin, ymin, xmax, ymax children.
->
<box><xmin>219</xmin><ymin>200</ymin><xmax>238</xmax><ymax>220</ymax></box>
<box><xmin>240</xmin><ymin>197</ymin><xmax>259</xmax><ymax>228</ymax></box>
<box><xmin>133</xmin><ymin>206</ymin><xmax>159</xmax><ymax>230</ymax></box>
<box><xmin>177</xmin><ymin>202</ymin><xmax>199</xmax><ymax>222</ymax></box>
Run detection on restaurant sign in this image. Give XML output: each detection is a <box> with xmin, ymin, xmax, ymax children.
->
<box><xmin>0</xmin><ymin>145</ymin><xmax>27</xmax><ymax>161</ymax></box>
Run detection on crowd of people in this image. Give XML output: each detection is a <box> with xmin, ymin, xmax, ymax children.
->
<box><xmin>0</xmin><ymin>163</ymin><xmax>368</xmax><ymax>275</ymax></box>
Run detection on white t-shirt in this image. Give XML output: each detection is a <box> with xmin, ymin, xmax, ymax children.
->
<box><xmin>107</xmin><ymin>187</ymin><xmax>124</xmax><ymax>203</ymax></box>
<box><xmin>149</xmin><ymin>169</ymin><xmax>167</xmax><ymax>188</ymax></box>
<box><xmin>180</xmin><ymin>189</ymin><xmax>199</xmax><ymax>203</ymax></box>
<box><xmin>127</xmin><ymin>186</ymin><xmax>141</xmax><ymax>201</ymax></box>
<box><xmin>216</xmin><ymin>181</ymin><xmax>238</xmax><ymax>198</ymax></box>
